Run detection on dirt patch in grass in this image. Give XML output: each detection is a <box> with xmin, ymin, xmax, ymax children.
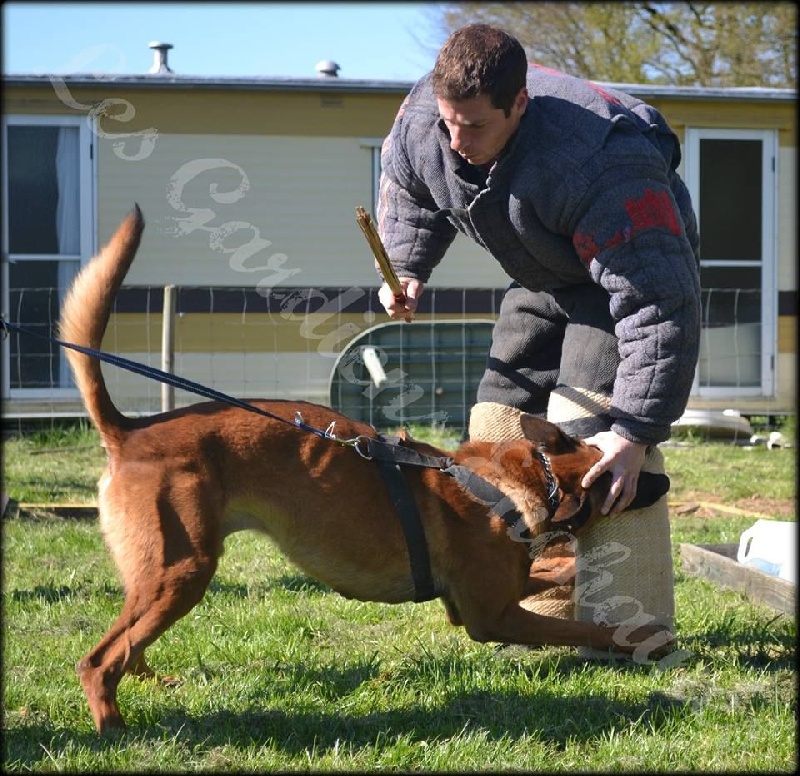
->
<box><xmin>673</xmin><ymin>494</ymin><xmax>795</xmax><ymax>520</ymax></box>
<box><xmin>734</xmin><ymin>495</ymin><xmax>796</xmax><ymax>519</ymax></box>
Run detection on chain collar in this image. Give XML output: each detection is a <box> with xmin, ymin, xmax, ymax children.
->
<box><xmin>534</xmin><ymin>449</ymin><xmax>560</xmax><ymax>515</ymax></box>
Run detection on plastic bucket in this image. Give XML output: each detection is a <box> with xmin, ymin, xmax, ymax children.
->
<box><xmin>737</xmin><ymin>520</ymin><xmax>797</xmax><ymax>584</ymax></box>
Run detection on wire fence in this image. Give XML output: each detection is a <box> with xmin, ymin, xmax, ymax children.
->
<box><xmin>2</xmin><ymin>283</ymin><xmax>790</xmax><ymax>437</ymax></box>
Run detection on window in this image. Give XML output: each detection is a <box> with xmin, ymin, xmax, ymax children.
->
<box><xmin>359</xmin><ymin>137</ymin><xmax>383</xmax><ymax>214</ymax></box>
<box><xmin>684</xmin><ymin>129</ymin><xmax>777</xmax><ymax>396</ymax></box>
<box><xmin>1</xmin><ymin>115</ymin><xmax>94</xmax><ymax>396</ymax></box>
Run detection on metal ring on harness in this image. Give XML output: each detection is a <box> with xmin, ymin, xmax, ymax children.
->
<box><xmin>352</xmin><ymin>436</ymin><xmax>374</xmax><ymax>460</ymax></box>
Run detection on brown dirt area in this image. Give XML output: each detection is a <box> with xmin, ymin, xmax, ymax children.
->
<box><xmin>672</xmin><ymin>494</ymin><xmax>796</xmax><ymax>520</ymax></box>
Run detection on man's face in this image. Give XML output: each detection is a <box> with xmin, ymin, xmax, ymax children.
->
<box><xmin>436</xmin><ymin>88</ymin><xmax>528</xmax><ymax>167</ymax></box>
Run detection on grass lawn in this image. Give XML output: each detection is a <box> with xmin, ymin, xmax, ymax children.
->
<box><xmin>2</xmin><ymin>421</ymin><xmax>796</xmax><ymax>771</ymax></box>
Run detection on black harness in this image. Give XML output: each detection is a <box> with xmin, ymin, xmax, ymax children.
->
<box><xmin>354</xmin><ymin>433</ymin><xmax>561</xmax><ymax>603</ymax></box>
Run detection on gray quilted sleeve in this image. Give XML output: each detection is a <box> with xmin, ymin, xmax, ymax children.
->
<box><xmin>376</xmin><ymin>114</ymin><xmax>457</xmax><ymax>283</ymax></box>
<box><xmin>572</xmin><ymin>171</ymin><xmax>701</xmax><ymax>445</ymax></box>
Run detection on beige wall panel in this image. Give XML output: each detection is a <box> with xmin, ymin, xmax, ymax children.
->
<box><xmin>104</xmin><ymin>312</ymin><xmax>496</xmax><ymax>354</ymax></box>
<box><xmin>3</xmin><ymin>85</ymin><xmax>405</xmax><ymax>138</ymax></box>
<box><xmin>777</xmin><ymin>316</ymin><xmax>796</xmax><ymax>354</ymax></box>
<box><xmin>93</xmin><ymin>89</ymin><xmax>406</xmax><ymax>138</ymax></box>
<box><xmin>97</xmin><ymin>133</ymin><xmax>381</xmax><ymax>287</ymax></box>
<box><xmin>168</xmin><ymin>352</ymin><xmax>336</xmax><ymax>405</ymax></box>
<box><xmin>424</xmin><ymin>234</ymin><xmax>510</xmax><ymax>287</ymax></box>
<box><xmin>775</xmin><ymin>352</ymin><xmax>796</xmax><ymax>409</ymax></box>
<box><xmin>652</xmin><ymin>100</ymin><xmax>796</xmax><ymax>143</ymax></box>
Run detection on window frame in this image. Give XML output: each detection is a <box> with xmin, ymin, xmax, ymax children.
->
<box><xmin>683</xmin><ymin>127</ymin><xmax>778</xmax><ymax>398</ymax></box>
<box><xmin>1</xmin><ymin>113</ymin><xmax>97</xmax><ymax>398</ymax></box>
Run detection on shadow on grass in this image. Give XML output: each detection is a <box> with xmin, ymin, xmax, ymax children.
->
<box><xmin>677</xmin><ymin>628</ymin><xmax>796</xmax><ymax>670</ymax></box>
<box><xmin>205</xmin><ymin>574</ymin><xmax>332</xmax><ymax>599</ymax></box>
<box><xmin>9</xmin><ymin>573</ymin><xmax>330</xmax><ymax>606</ymax></box>
<box><xmin>10</xmin><ymin>581</ymin><xmax>121</xmax><ymax>604</ymax></box>
<box><xmin>273</xmin><ymin>574</ymin><xmax>332</xmax><ymax>594</ymax></box>
<box><xmin>3</xmin><ymin>684</ymin><xmax>688</xmax><ymax>767</ymax></box>
<box><xmin>5</xmin><ymin>637</ymin><xmax>794</xmax><ymax>768</ymax></box>
<box><xmin>158</xmin><ymin>687</ymin><xmax>687</xmax><ymax>752</ymax></box>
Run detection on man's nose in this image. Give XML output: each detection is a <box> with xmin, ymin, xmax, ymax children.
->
<box><xmin>449</xmin><ymin>126</ymin><xmax>465</xmax><ymax>152</ymax></box>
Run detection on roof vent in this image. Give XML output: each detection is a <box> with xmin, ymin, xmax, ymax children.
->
<box><xmin>149</xmin><ymin>42</ymin><xmax>174</xmax><ymax>74</ymax></box>
<box><xmin>315</xmin><ymin>60</ymin><xmax>340</xmax><ymax>78</ymax></box>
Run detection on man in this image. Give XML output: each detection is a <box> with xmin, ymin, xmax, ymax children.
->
<box><xmin>376</xmin><ymin>23</ymin><xmax>700</xmax><ymax>518</ymax></box>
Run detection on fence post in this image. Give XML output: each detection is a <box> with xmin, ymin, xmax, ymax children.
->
<box><xmin>161</xmin><ymin>285</ymin><xmax>176</xmax><ymax>412</ymax></box>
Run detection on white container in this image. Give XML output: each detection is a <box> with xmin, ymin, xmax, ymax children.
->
<box><xmin>737</xmin><ymin>520</ymin><xmax>797</xmax><ymax>584</ymax></box>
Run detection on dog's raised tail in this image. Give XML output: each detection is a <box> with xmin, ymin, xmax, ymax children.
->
<box><xmin>58</xmin><ymin>205</ymin><xmax>145</xmax><ymax>445</ymax></box>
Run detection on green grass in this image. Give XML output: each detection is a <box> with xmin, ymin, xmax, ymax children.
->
<box><xmin>2</xmin><ymin>422</ymin><xmax>796</xmax><ymax>771</ymax></box>
<box><xmin>2</xmin><ymin>421</ymin><xmax>104</xmax><ymax>504</ymax></box>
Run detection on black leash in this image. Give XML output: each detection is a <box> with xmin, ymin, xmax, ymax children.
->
<box><xmin>0</xmin><ymin>316</ymin><xmax>340</xmax><ymax>442</ymax></box>
<box><xmin>0</xmin><ymin>316</ymin><xmax>558</xmax><ymax>508</ymax></box>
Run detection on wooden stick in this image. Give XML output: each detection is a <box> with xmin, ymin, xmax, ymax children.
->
<box><xmin>355</xmin><ymin>206</ymin><xmax>405</xmax><ymax>302</ymax></box>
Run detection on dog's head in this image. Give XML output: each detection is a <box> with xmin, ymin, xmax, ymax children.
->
<box><xmin>455</xmin><ymin>413</ymin><xmax>670</xmax><ymax>537</ymax></box>
<box><xmin>520</xmin><ymin>413</ymin><xmax>669</xmax><ymax>534</ymax></box>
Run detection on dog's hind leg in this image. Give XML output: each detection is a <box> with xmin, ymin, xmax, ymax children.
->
<box><xmin>77</xmin><ymin>555</ymin><xmax>217</xmax><ymax>733</ymax></box>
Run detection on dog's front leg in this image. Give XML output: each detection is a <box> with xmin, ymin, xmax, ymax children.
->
<box><xmin>462</xmin><ymin>602</ymin><xmax>675</xmax><ymax>660</ymax></box>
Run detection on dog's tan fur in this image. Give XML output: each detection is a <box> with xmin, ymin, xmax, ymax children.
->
<box><xmin>60</xmin><ymin>206</ymin><xmax>673</xmax><ymax>733</ymax></box>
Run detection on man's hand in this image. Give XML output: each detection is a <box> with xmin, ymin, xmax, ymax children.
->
<box><xmin>580</xmin><ymin>431</ymin><xmax>647</xmax><ymax>517</ymax></box>
<box><xmin>378</xmin><ymin>277</ymin><xmax>425</xmax><ymax>322</ymax></box>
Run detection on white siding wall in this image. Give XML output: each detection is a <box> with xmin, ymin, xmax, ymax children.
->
<box><xmin>97</xmin><ymin>134</ymin><xmax>510</xmax><ymax>289</ymax></box>
<box><xmin>777</xmin><ymin>145</ymin><xmax>797</xmax><ymax>291</ymax></box>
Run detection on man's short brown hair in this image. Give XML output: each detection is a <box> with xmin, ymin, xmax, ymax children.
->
<box><xmin>431</xmin><ymin>24</ymin><xmax>528</xmax><ymax>116</ymax></box>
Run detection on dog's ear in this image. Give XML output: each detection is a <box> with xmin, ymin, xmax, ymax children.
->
<box><xmin>518</xmin><ymin>413</ymin><xmax>578</xmax><ymax>453</ymax></box>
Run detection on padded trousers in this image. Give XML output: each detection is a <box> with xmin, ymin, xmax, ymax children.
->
<box><xmin>470</xmin><ymin>282</ymin><xmax>675</xmax><ymax>652</ymax></box>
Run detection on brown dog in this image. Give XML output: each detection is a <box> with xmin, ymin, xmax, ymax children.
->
<box><xmin>59</xmin><ymin>206</ymin><xmax>673</xmax><ymax>733</ymax></box>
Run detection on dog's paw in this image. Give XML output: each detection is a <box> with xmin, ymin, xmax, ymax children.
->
<box><xmin>620</xmin><ymin>622</ymin><xmax>677</xmax><ymax>663</ymax></box>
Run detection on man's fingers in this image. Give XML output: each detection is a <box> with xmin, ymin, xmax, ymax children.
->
<box><xmin>605</xmin><ymin>475</ymin><xmax>640</xmax><ymax>516</ymax></box>
<box><xmin>580</xmin><ymin>431</ymin><xmax>647</xmax><ymax>515</ymax></box>
<box><xmin>602</xmin><ymin>477</ymin><xmax>622</xmax><ymax>515</ymax></box>
<box><xmin>403</xmin><ymin>279</ymin><xmax>422</xmax><ymax>310</ymax></box>
<box><xmin>581</xmin><ymin>460</ymin><xmax>604</xmax><ymax>489</ymax></box>
<box><xmin>379</xmin><ymin>284</ymin><xmax>409</xmax><ymax>317</ymax></box>
<box><xmin>379</xmin><ymin>278</ymin><xmax>423</xmax><ymax>322</ymax></box>
<box><xmin>605</xmin><ymin>489</ymin><xmax>626</xmax><ymax>516</ymax></box>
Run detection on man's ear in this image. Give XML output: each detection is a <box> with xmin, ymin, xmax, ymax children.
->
<box><xmin>627</xmin><ymin>472</ymin><xmax>670</xmax><ymax>510</ymax></box>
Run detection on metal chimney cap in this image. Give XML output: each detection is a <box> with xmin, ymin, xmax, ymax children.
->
<box><xmin>149</xmin><ymin>41</ymin><xmax>174</xmax><ymax>74</ymax></box>
<box><xmin>315</xmin><ymin>59</ymin><xmax>340</xmax><ymax>77</ymax></box>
